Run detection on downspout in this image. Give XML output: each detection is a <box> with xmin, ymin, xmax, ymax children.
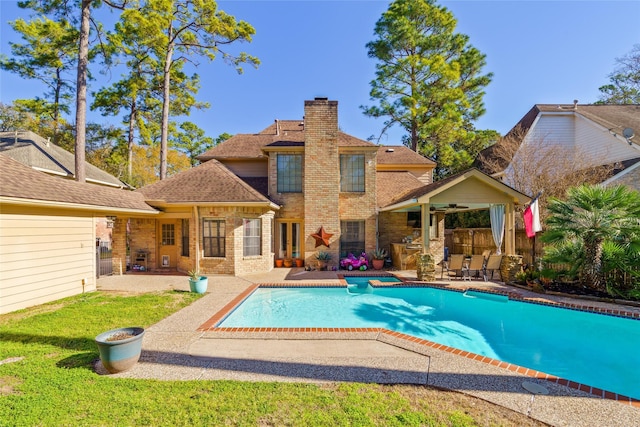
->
<box><xmin>193</xmin><ymin>205</ymin><xmax>200</xmax><ymax>271</ymax></box>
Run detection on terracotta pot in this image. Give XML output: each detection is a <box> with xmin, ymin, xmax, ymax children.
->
<box><xmin>275</xmin><ymin>259</ymin><xmax>284</xmax><ymax>268</ymax></box>
<box><xmin>283</xmin><ymin>259</ymin><xmax>293</xmax><ymax>268</ymax></box>
<box><xmin>372</xmin><ymin>259</ymin><xmax>384</xmax><ymax>270</ymax></box>
<box><xmin>295</xmin><ymin>259</ymin><xmax>304</xmax><ymax>268</ymax></box>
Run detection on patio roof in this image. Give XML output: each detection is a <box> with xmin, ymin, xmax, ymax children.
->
<box><xmin>380</xmin><ymin>168</ymin><xmax>531</xmax><ymax>213</ymax></box>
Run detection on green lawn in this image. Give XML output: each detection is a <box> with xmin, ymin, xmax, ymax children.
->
<box><xmin>0</xmin><ymin>291</ymin><xmax>543</xmax><ymax>426</ymax></box>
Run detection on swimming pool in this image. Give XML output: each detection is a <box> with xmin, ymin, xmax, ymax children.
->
<box><xmin>218</xmin><ymin>283</ymin><xmax>640</xmax><ymax>399</ymax></box>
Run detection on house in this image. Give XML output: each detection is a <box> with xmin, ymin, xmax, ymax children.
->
<box><xmin>0</xmin><ymin>154</ymin><xmax>156</xmax><ymax>314</ymax></box>
<box><xmin>475</xmin><ymin>103</ymin><xmax>640</xmax><ymax>192</ymax></box>
<box><xmin>0</xmin><ymin>99</ymin><xmax>530</xmax><ymax>313</ymax></box>
<box><xmin>123</xmin><ymin>98</ymin><xmax>528</xmax><ymax>277</ymax></box>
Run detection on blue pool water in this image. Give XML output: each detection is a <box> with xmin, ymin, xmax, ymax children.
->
<box><xmin>218</xmin><ymin>284</ymin><xmax>640</xmax><ymax>399</ymax></box>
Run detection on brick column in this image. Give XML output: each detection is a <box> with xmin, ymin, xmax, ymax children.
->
<box><xmin>111</xmin><ymin>216</ymin><xmax>128</xmax><ymax>275</ymax></box>
<box><xmin>304</xmin><ymin>98</ymin><xmax>340</xmax><ymax>265</ymax></box>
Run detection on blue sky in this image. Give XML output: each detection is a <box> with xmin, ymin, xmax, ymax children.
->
<box><xmin>1</xmin><ymin>0</ymin><xmax>639</xmax><ymax>145</ymax></box>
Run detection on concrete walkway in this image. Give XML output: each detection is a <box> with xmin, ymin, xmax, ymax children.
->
<box><xmin>96</xmin><ymin>271</ymin><xmax>640</xmax><ymax>427</ymax></box>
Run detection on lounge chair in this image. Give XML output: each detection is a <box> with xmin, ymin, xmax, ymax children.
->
<box><xmin>441</xmin><ymin>254</ymin><xmax>465</xmax><ymax>280</ymax></box>
<box><xmin>483</xmin><ymin>255</ymin><xmax>503</xmax><ymax>281</ymax></box>
<box><xmin>462</xmin><ymin>255</ymin><xmax>485</xmax><ymax>281</ymax></box>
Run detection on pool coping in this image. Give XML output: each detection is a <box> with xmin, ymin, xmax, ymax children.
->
<box><xmin>196</xmin><ymin>276</ymin><xmax>640</xmax><ymax>408</ymax></box>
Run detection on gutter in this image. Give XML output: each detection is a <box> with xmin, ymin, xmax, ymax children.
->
<box><xmin>0</xmin><ymin>196</ymin><xmax>159</xmax><ymax>216</ymax></box>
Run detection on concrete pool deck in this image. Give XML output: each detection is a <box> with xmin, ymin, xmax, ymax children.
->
<box><xmin>96</xmin><ymin>269</ymin><xmax>640</xmax><ymax>427</ymax></box>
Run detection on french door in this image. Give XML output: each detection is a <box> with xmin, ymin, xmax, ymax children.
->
<box><xmin>276</xmin><ymin>220</ymin><xmax>303</xmax><ymax>259</ymax></box>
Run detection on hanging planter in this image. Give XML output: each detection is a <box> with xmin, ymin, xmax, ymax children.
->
<box><xmin>95</xmin><ymin>327</ymin><xmax>145</xmax><ymax>374</ymax></box>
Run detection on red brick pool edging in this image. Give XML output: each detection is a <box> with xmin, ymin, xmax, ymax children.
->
<box><xmin>196</xmin><ymin>281</ymin><xmax>640</xmax><ymax>408</ymax></box>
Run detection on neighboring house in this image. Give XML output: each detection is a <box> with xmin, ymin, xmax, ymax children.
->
<box><xmin>0</xmin><ymin>131</ymin><xmax>128</xmax><ymax>188</ymax></box>
<box><xmin>123</xmin><ymin>98</ymin><xmax>527</xmax><ymax>276</ymax></box>
<box><xmin>0</xmin><ymin>154</ymin><xmax>157</xmax><ymax>314</ymax></box>
<box><xmin>475</xmin><ymin>103</ymin><xmax>640</xmax><ymax>192</ymax></box>
<box><xmin>0</xmin><ymin>131</ymin><xmax>131</xmax><ymax>244</ymax></box>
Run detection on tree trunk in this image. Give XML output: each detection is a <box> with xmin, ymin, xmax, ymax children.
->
<box><xmin>159</xmin><ymin>26</ymin><xmax>173</xmax><ymax>180</ymax></box>
<box><xmin>584</xmin><ymin>238</ymin><xmax>604</xmax><ymax>291</ymax></box>
<box><xmin>127</xmin><ymin>100</ymin><xmax>135</xmax><ymax>183</ymax></box>
<box><xmin>74</xmin><ymin>0</ymin><xmax>91</xmax><ymax>183</ymax></box>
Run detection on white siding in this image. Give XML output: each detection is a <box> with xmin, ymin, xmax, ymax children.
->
<box><xmin>0</xmin><ymin>209</ymin><xmax>96</xmax><ymax>314</ymax></box>
<box><xmin>575</xmin><ymin>116</ymin><xmax>639</xmax><ymax>165</ymax></box>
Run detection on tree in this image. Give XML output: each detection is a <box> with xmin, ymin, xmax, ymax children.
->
<box><xmin>17</xmin><ymin>0</ymin><xmax>129</xmax><ymax>183</ymax></box>
<box><xmin>597</xmin><ymin>44</ymin><xmax>640</xmax><ymax>104</ymax></box>
<box><xmin>120</xmin><ymin>0</ymin><xmax>259</xmax><ymax>179</ymax></box>
<box><xmin>541</xmin><ymin>184</ymin><xmax>640</xmax><ymax>291</ymax></box>
<box><xmin>170</xmin><ymin>121</ymin><xmax>214</xmax><ymax>166</ymax></box>
<box><xmin>0</xmin><ymin>16</ymin><xmax>78</xmax><ymax>144</ymax></box>
<box><xmin>475</xmin><ymin>126</ymin><xmax>616</xmax><ymax>220</ymax></box>
<box><xmin>362</xmin><ymin>0</ymin><xmax>492</xmax><ymax>179</ymax></box>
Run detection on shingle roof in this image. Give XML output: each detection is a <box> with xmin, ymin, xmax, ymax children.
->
<box><xmin>0</xmin><ymin>131</ymin><xmax>127</xmax><ymax>187</ymax></box>
<box><xmin>197</xmin><ymin>119</ymin><xmax>375</xmax><ymax>160</ymax></box>
<box><xmin>474</xmin><ymin>104</ymin><xmax>640</xmax><ymax>174</ymax></box>
<box><xmin>376</xmin><ymin>145</ymin><xmax>436</xmax><ymax>165</ymax></box>
<box><xmin>0</xmin><ymin>154</ymin><xmax>155</xmax><ymax>212</ymax></box>
<box><xmin>376</xmin><ymin>171</ymin><xmax>427</xmax><ymax>208</ymax></box>
<box><xmin>137</xmin><ymin>158</ymin><xmax>274</xmax><ymax>205</ymax></box>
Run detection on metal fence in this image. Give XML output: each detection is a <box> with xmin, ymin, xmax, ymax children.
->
<box><xmin>96</xmin><ymin>240</ymin><xmax>113</xmax><ymax>277</ymax></box>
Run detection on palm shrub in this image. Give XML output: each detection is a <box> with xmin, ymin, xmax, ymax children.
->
<box><xmin>541</xmin><ymin>184</ymin><xmax>640</xmax><ymax>294</ymax></box>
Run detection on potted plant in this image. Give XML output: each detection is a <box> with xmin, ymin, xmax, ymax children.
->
<box><xmin>370</xmin><ymin>248</ymin><xmax>387</xmax><ymax>270</ymax></box>
<box><xmin>315</xmin><ymin>251</ymin><xmax>332</xmax><ymax>271</ymax></box>
<box><xmin>295</xmin><ymin>258</ymin><xmax>304</xmax><ymax>268</ymax></box>
<box><xmin>188</xmin><ymin>269</ymin><xmax>208</xmax><ymax>294</ymax></box>
<box><xmin>95</xmin><ymin>327</ymin><xmax>145</xmax><ymax>374</ymax></box>
<box><xmin>275</xmin><ymin>258</ymin><xmax>284</xmax><ymax>268</ymax></box>
<box><xmin>283</xmin><ymin>258</ymin><xmax>293</xmax><ymax>268</ymax></box>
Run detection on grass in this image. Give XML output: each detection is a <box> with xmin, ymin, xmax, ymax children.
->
<box><xmin>0</xmin><ymin>291</ymin><xmax>545</xmax><ymax>426</ymax></box>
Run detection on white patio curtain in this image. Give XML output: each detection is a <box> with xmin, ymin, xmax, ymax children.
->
<box><xmin>489</xmin><ymin>204</ymin><xmax>505</xmax><ymax>255</ymax></box>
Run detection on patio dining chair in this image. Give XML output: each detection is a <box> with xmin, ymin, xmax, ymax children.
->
<box><xmin>462</xmin><ymin>255</ymin><xmax>485</xmax><ymax>281</ymax></box>
<box><xmin>483</xmin><ymin>255</ymin><xmax>503</xmax><ymax>281</ymax></box>
<box><xmin>441</xmin><ymin>254</ymin><xmax>465</xmax><ymax>280</ymax></box>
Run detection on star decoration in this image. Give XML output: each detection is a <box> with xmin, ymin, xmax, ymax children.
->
<box><xmin>311</xmin><ymin>226</ymin><xmax>333</xmax><ymax>248</ymax></box>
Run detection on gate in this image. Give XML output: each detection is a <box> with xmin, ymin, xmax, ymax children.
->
<box><xmin>96</xmin><ymin>240</ymin><xmax>113</xmax><ymax>277</ymax></box>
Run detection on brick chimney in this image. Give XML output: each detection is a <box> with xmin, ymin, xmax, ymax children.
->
<box><xmin>304</xmin><ymin>98</ymin><xmax>340</xmax><ymax>262</ymax></box>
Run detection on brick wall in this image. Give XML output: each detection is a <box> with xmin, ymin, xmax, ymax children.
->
<box><xmin>338</xmin><ymin>149</ymin><xmax>378</xmax><ymax>256</ymax></box>
<box><xmin>129</xmin><ymin>218</ymin><xmax>156</xmax><ymax>268</ymax></box>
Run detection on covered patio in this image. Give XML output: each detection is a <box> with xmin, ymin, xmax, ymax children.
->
<box><xmin>378</xmin><ymin>169</ymin><xmax>531</xmax><ymax>282</ymax></box>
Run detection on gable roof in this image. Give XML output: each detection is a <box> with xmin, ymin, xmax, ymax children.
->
<box><xmin>137</xmin><ymin>158</ymin><xmax>278</xmax><ymax>208</ymax></box>
<box><xmin>197</xmin><ymin>119</ymin><xmax>376</xmax><ymax>161</ymax></box>
<box><xmin>0</xmin><ymin>131</ymin><xmax>127</xmax><ymax>188</ymax></box>
<box><xmin>380</xmin><ymin>168</ymin><xmax>530</xmax><ymax>211</ymax></box>
<box><xmin>475</xmin><ymin>104</ymin><xmax>640</xmax><ymax>175</ymax></box>
<box><xmin>0</xmin><ymin>154</ymin><xmax>155</xmax><ymax>214</ymax></box>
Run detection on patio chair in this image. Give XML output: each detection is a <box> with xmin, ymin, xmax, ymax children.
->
<box><xmin>462</xmin><ymin>255</ymin><xmax>485</xmax><ymax>281</ymax></box>
<box><xmin>441</xmin><ymin>254</ymin><xmax>465</xmax><ymax>280</ymax></box>
<box><xmin>483</xmin><ymin>255</ymin><xmax>503</xmax><ymax>281</ymax></box>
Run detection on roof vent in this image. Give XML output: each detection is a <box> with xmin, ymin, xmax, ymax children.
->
<box><xmin>573</xmin><ymin>99</ymin><xmax>578</xmax><ymax>110</ymax></box>
<box><xmin>314</xmin><ymin>97</ymin><xmax>328</xmax><ymax>101</ymax></box>
<box><xmin>385</xmin><ymin>148</ymin><xmax>395</xmax><ymax>152</ymax></box>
